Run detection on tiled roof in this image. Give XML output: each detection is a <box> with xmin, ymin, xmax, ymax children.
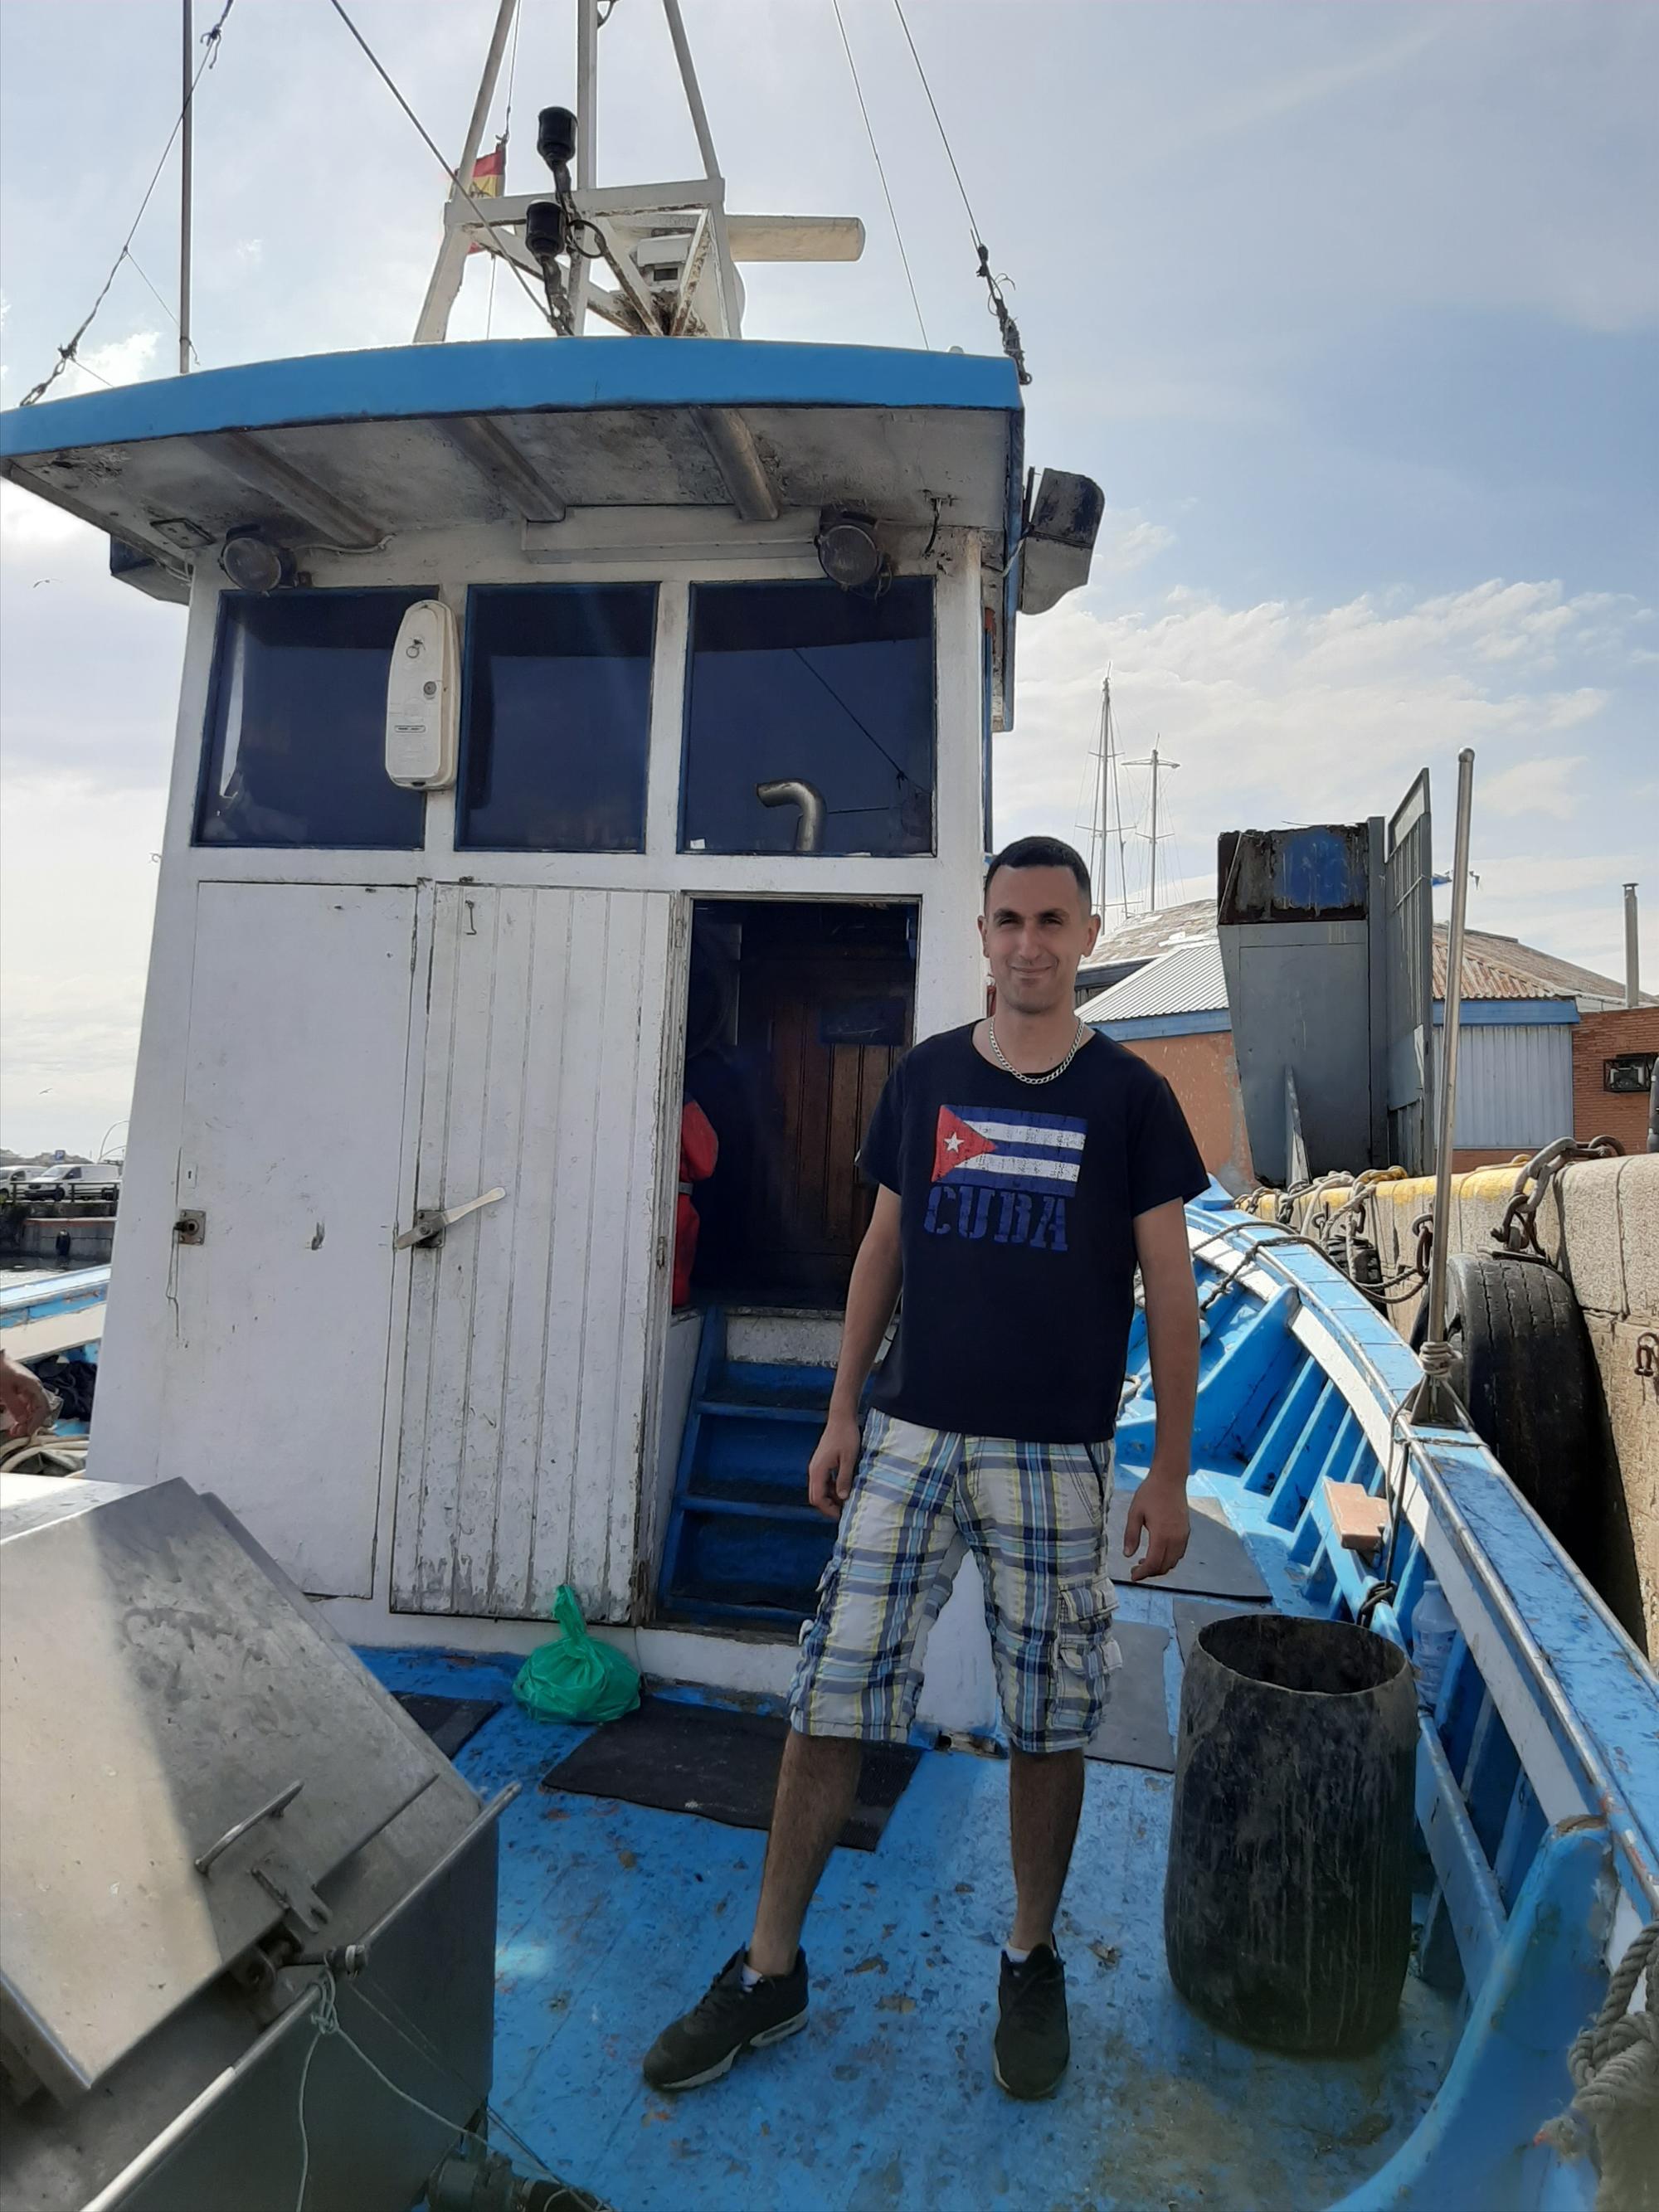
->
<box><xmin>1436</xmin><ymin>926</ymin><xmax>1654</xmax><ymax>1008</ymax></box>
<box><xmin>1078</xmin><ymin>938</ymin><xmax>1228</xmax><ymax>1022</ymax></box>
<box><xmin>1093</xmin><ymin>899</ymin><xmax>1217</xmax><ymax>963</ymax></box>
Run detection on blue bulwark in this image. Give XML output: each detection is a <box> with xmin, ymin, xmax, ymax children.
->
<box><xmin>0</xmin><ymin>338</ymin><xmax>1021</xmax><ymax>459</ymax></box>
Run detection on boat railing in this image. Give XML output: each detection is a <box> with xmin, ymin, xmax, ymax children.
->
<box><xmin>1183</xmin><ymin>1203</ymin><xmax>1659</xmax><ymax>1971</ymax></box>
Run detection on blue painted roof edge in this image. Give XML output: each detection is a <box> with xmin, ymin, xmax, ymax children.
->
<box><xmin>1433</xmin><ymin>998</ymin><xmax>1579</xmax><ymax>1028</ymax></box>
<box><xmin>0</xmin><ymin>337</ymin><xmax>1023</xmax><ymax>460</ymax></box>
<box><xmin>1099</xmin><ymin>999</ymin><xmax>1579</xmax><ymax>1042</ymax></box>
<box><xmin>1092</xmin><ymin>1010</ymin><xmax>1231</xmax><ymax>1041</ymax></box>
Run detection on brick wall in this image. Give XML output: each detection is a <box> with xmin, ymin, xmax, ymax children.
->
<box><xmin>1114</xmin><ymin>1028</ymin><xmax>1254</xmax><ymax>1186</ymax></box>
<box><xmin>1572</xmin><ymin>1007</ymin><xmax>1659</xmax><ymax>1153</ymax></box>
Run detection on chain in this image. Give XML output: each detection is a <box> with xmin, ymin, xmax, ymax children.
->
<box><xmin>985</xmin><ymin>1018</ymin><xmax>1086</xmax><ymax>1086</ymax></box>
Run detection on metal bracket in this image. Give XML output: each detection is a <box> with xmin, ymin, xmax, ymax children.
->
<box><xmin>173</xmin><ymin>1209</ymin><xmax>207</xmax><ymax>1246</ymax></box>
<box><xmin>394</xmin><ymin>1185</ymin><xmax>506</xmax><ymax>1251</ymax></box>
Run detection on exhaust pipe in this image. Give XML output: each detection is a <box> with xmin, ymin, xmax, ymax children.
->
<box><xmin>756</xmin><ymin>778</ymin><xmax>827</xmax><ymax>853</ymax></box>
<box><xmin>1625</xmin><ymin>882</ymin><xmax>1640</xmax><ymax>1009</ymax></box>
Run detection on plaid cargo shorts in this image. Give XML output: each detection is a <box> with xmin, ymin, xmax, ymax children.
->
<box><xmin>787</xmin><ymin>1410</ymin><xmax>1121</xmax><ymax>1754</ymax></box>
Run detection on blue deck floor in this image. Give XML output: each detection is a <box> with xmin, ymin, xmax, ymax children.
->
<box><xmin>365</xmin><ymin>1613</ymin><xmax>1457</xmax><ymax>2212</ymax></box>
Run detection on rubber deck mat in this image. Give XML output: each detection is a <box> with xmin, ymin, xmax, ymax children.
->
<box><xmin>539</xmin><ymin>1697</ymin><xmax>921</xmax><ymax>1851</ymax></box>
<box><xmin>393</xmin><ymin>1692</ymin><xmax>503</xmax><ymax>1762</ymax></box>
<box><xmin>1108</xmin><ymin>1480</ymin><xmax>1271</xmax><ymax>1601</ymax></box>
<box><xmin>1082</xmin><ymin>1619</ymin><xmax>1175</xmax><ymax>1772</ymax></box>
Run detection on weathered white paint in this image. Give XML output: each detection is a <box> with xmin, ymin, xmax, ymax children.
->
<box><xmin>725</xmin><ymin>1310</ymin><xmax>844</xmax><ymax>1367</ymax></box>
<box><xmin>642</xmin><ymin>1307</ymin><xmax>705</xmax><ymax>1594</ymax></box>
<box><xmin>95</xmin><ymin>515</ymin><xmax>998</xmax><ymax>1687</ymax></box>
<box><xmin>392</xmin><ymin>884</ymin><xmax>683</xmax><ymax>1622</ymax></box>
<box><xmin>163</xmin><ymin>882</ymin><xmax>416</xmax><ymax>1595</ymax></box>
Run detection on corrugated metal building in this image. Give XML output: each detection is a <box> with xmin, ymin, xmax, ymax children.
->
<box><xmin>1080</xmin><ymin>913</ymin><xmax>1602</xmax><ymax>1177</ymax></box>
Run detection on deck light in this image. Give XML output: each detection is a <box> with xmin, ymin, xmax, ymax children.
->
<box><xmin>524</xmin><ymin>201</ymin><xmax>568</xmax><ymax>263</ymax></box>
<box><xmin>815</xmin><ymin>509</ymin><xmax>887</xmax><ymax>595</ymax></box>
<box><xmin>538</xmin><ymin>107</ymin><xmax>577</xmax><ymax>176</ymax></box>
<box><xmin>217</xmin><ymin>527</ymin><xmax>291</xmax><ymax>596</ymax></box>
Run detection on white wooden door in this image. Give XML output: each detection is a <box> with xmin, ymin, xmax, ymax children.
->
<box><xmin>165</xmin><ymin>882</ymin><xmax>419</xmax><ymax>1597</ymax></box>
<box><xmin>391</xmin><ymin>886</ymin><xmax>683</xmax><ymax>1622</ymax></box>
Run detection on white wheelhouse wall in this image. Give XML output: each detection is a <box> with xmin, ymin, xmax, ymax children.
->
<box><xmin>92</xmin><ymin>511</ymin><xmax>995</xmax><ymax>1708</ymax></box>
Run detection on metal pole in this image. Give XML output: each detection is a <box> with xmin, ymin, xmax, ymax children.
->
<box><xmin>660</xmin><ymin>0</ymin><xmax>742</xmax><ymax>334</ymax></box>
<box><xmin>412</xmin><ymin>0</ymin><xmax>520</xmax><ymax>344</ymax></box>
<box><xmin>1624</xmin><ymin>882</ymin><xmax>1640</xmax><ymax>1009</ymax></box>
<box><xmin>1419</xmin><ymin>746</ymin><xmax>1476</xmax><ymax>1416</ymax></box>
<box><xmin>178</xmin><ymin>0</ymin><xmax>192</xmax><ymax>375</ymax></box>
<box><xmin>1093</xmin><ymin>678</ymin><xmax>1109</xmax><ymax>912</ymax></box>
<box><xmin>567</xmin><ymin>0</ymin><xmax>600</xmax><ymax>335</ymax></box>
<box><xmin>1148</xmin><ymin>746</ymin><xmax>1160</xmax><ymax>913</ymax></box>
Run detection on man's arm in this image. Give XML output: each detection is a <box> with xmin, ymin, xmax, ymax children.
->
<box><xmin>806</xmin><ymin>1185</ymin><xmax>902</xmax><ymax>1519</ymax></box>
<box><xmin>0</xmin><ymin>1352</ymin><xmax>51</xmax><ymax>1438</ymax></box>
<box><xmin>1123</xmin><ymin>1198</ymin><xmax>1199</xmax><ymax>1582</ymax></box>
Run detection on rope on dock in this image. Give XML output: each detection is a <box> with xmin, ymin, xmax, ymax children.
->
<box><xmin>1537</xmin><ymin>1918</ymin><xmax>1659</xmax><ymax>2210</ymax></box>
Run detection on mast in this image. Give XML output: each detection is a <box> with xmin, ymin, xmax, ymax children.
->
<box><xmin>567</xmin><ymin>0</ymin><xmax>600</xmax><ymax>333</ymax></box>
<box><xmin>412</xmin><ymin>0</ymin><xmax>522</xmax><ymax>345</ymax></box>
<box><xmin>178</xmin><ymin>0</ymin><xmax>192</xmax><ymax>375</ymax></box>
<box><xmin>1091</xmin><ymin>676</ymin><xmax>1109</xmax><ymax>914</ymax></box>
<box><xmin>1125</xmin><ymin>740</ymin><xmax>1180</xmax><ymax>916</ymax></box>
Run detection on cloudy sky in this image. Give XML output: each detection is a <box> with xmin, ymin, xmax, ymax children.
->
<box><xmin>2</xmin><ymin>0</ymin><xmax>1655</xmax><ymax>1155</ymax></box>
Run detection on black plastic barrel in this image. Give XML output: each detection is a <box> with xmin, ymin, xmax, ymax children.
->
<box><xmin>1162</xmin><ymin>1612</ymin><xmax>1418</xmax><ymax>2055</ymax></box>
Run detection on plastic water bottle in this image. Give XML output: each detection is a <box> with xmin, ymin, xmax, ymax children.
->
<box><xmin>1411</xmin><ymin>1581</ymin><xmax>1458</xmax><ymax>1714</ymax></box>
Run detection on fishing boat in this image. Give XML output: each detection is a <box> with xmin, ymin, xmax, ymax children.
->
<box><xmin>1</xmin><ymin>5</ymin><xmax>1653</xmax><ymax>2206</ymax></box>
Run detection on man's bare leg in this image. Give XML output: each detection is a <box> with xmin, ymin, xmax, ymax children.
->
<box><xmin>1007</xmin><ymin>1746</ymin><xmax>1085</xmax><ymax>1952</ymax></box>
<box><xmin>747</xmin><ymin>1731</ymin><xmax>863</xmax><ymax>1976</ymax></box>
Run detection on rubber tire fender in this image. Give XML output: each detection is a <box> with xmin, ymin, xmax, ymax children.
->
<box><xmin>1413</xmin><ymin>1251</ymin><xmax>1594</xmax><ymax>1549</ymax></box>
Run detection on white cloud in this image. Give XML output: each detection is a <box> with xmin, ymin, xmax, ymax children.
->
<box><xmin>999</xmin><ymin>573</ymin><xmax>1654</xmax><ymax>975</ymax></box>
<box><xmin>62</xmin><ymin>327</ymin><xmax>159</xmax><ymax>397</ymax></box>
<box><xmin>1480</xmin><ymin>756</ymin><xmax>1588</xmax><ymax>819</ymax></box>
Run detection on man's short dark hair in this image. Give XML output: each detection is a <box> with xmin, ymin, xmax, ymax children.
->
<box><xmin>983</xmin><ymin>836</ymin><xmax>1092</xmax><ymax>911</ymax></box>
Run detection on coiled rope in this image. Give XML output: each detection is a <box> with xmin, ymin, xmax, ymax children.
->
<box><xmin>1537</xmin><ymin>1919</ymin><xmax>1659</xmax><ymax>2210</ymax></box>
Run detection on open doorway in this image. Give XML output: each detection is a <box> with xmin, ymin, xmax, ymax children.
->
<box><xmin>679</xmin><ymin>900</ymin><xmax>917</xmax><ymax>1309</ymax></box>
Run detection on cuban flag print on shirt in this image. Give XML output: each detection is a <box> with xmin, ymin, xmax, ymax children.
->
<box><xmin>923</xmin><ymin>1105</ymin><xmax>1085</xmax><ymax>1252</ymax></box>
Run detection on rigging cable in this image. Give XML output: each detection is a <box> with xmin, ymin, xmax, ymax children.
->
<box><xmin>829</xmin><ymin>0</ymin><xmax>930</xmax><ymax>349</ymax></box>
<box><xmin>18</xmin><ymin>0</ymin><xmax>234</xmax><ymax>406</ymax></box>
<box><xmin>325</xmin><ymin>0</ymin><xmax>555</xmax><ymax>334</ymax></box>
<box><xmin>890</xmin><ymin>0</ymin><xmax>1029</xmax><ymax>383</ymax></box>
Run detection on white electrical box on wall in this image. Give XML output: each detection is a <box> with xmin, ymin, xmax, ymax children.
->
<box><xmin>385</xmin><ymin>599</ymin><xmax>460</xmax><ymax>789</ymax></box>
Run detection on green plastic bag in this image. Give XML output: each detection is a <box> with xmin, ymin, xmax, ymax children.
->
<box><xmin>513</xmin><ymin>1584</ymin><xmax>640</xmax><ymax>1724</ymax></box>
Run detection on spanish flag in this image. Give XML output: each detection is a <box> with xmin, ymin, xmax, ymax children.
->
<box><xmin>467</xmin><ymin>142</ymin><xmax>505</xmax><ymax>254</ymax></box>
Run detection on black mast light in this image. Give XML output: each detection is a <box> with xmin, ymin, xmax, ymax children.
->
<box><xmin>524</xmin><ymin>201</ymin><xmax>567</xmax><ymax>263</ymax></box>
<box><xmin>538</xmin><ymin>107</ymin><xmax>577</xmax><ymax>175</ymax></box>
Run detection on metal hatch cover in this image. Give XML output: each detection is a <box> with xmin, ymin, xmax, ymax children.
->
<box><xmin>0</xmin><ymin>1478</ymin><xmax>443</xmax><ymax>2101</ymax></box>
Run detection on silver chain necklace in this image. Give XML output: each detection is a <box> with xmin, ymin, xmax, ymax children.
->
<box><xmin>985</xmin><ymin>1016</ymin><xmax>1087</xmax><ymax>1086</ymax></box>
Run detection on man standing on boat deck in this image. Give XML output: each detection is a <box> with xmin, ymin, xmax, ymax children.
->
<box><xmin>644</xmin><ymin>838</ymin><xmax>1207</xmax><ymax>2102</ymax></box>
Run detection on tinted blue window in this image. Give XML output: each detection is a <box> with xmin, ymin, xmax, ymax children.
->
<box><xmin>682</xmin><ymin>580</ymin><xmax>934</xmax><ymax>857</ymax></box>
<box><xmin>458</xmin><ymin>586</ymin><xmax>655</xmax><ymax>852</ymax></box>
<box><xmin>195</xmin><ymin>591</ymin><xmax>429</xmax><ymax>848</ymax></box>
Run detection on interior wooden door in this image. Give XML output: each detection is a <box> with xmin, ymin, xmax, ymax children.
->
<box><xmin>736</xmin><ymin>919</ymin><xmax>913</xmax><ymax>1300</ymax></box>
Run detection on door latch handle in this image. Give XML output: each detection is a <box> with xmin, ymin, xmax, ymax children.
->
<box><xmin>394</xmin><ymin>1185</ymin><xmax>506</xmax><ymax>1251</ymax></box>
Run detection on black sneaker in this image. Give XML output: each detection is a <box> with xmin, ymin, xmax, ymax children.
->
<box><xmin>993</xmin><ymin>1945</ymin><xmax>1069</xmax><ymax>2100</ymax></box>
<box><xmin>641</xmin><ymin>1949</ymin><xmax>810</xmax><ymax>2091</ymax></box>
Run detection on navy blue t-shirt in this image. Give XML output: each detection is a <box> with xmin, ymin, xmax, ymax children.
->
<box><xmin>858</xmin><ymin>1023</ymin><xmax>1209</xmax><ymax>1443</ymax></box>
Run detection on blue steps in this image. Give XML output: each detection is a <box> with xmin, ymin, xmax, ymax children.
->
<box><xmin>657</xmin><ymin>1310</ymin><xmax>839</xmax><ymax>1631</ymax></box>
